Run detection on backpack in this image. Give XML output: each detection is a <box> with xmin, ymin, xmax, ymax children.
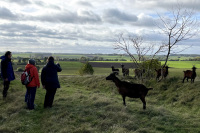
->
<box><xmin>21</xmin><ymin>68</ymin><xmax>33</xmax><ymax>85</ymax></box>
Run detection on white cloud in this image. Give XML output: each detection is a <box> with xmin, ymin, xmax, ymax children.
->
<box><xmin>0</xmin><ymin>0</ymin><xmax>199</xmax><ymax>54</ymax></box>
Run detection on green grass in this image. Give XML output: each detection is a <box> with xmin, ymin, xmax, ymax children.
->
<box><xmin>52</xmin><ymin>54</ymin><xmax>85</xmax><ymax>59</ymax></box>
<box><xmin>12</xmin><ymin>61</ymin><xmax>83</xmax><ymax>75</ymax></box>
<box><xmin>12</xmin><ymin>61</ymin><xmax>200</xmax><ymax>78</ymax></box>
<box><xmin>58</xmin><ymin>61</ymin><xmax>83</xmax><ymax>75</ymax></box>
<box><xmin>161</xmin><ymin>61</ymin><xmax>200</xmax><ymax>68</ymax></box>
<box><xmin>90</xmin><ymin>61</ymin><xmax>200</xmax><ymax>68</ymax></box>
<box><xmin>90</xmin><ymin>61</ymin><xmax>133</xmax><ymax>63</ymax></box>
<box><xmin>1</xmin><ymin>73</ymin><xmax>200</xmax><ymax>132</ymax></box>
<box><xmin>12</xmin><ymin>53</ymin><xmax>32</xmax><ymax>58</ymax></box>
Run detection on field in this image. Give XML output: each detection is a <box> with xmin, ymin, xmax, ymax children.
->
<box><xmin>1</xmin><ymin>54</ymin><xmax>200</xmax><ymax>132</ymax></box>
<box><xmin>12</xmin><ymin>61</ymin><xmax>200</xmax><ymax>79</ymax></box>
<box><xmin>5</xmin><ymin>52</ymin><xmax>199</xmax><ymax>61</ymax></box>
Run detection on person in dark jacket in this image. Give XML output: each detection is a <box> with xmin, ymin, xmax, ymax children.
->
<box><xmin>1</xmin><ymin>51</ymin><xmax>15</xmax><ymax>98</ymax></box>
<box><xmin>41</xmin><ymin>56</ymin><xmax>62</xmax><ymax>108</ymax></box>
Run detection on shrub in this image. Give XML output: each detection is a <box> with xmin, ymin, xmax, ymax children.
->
<box><xmin>140</xmin><ymin>59</ymin><xmax>161</xmax><ymax>78</ymax></box>
<box><xmin>79</xmin><ymin>62</ymin><xmax>94</xmax><ymax>75</ymax></box>
<box><xmin>17</xmin><ymin>67</ymin><xmax>24</xmax><ymax>72</ymax></box>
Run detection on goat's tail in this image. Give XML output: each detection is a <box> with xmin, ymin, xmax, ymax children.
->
<box><xmin>148</xmin><ymin>88</ymin><xmax>153</xmax><ymax>90</ymax></box>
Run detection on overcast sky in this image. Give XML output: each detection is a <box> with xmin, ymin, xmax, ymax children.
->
<box><xmin>0</xmin><ymin>0</ymin><xmax>200</xmax><ymax>54</ymax></box>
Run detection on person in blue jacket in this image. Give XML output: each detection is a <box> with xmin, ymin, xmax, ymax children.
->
<box><xmin>41</xmin><ymin>56</ymin><xmax>62</xmax><ymax>108</ymax></box>
<box><xmin>1</xmin><ymin>51</ymin><xmax>15</xmax><ymax>98</ymax></box>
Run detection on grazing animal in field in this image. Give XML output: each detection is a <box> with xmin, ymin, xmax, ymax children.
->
<box><xmin>121</xmin><ymin>64</ymin><xmax>129</xmax><ymax>76</ymax></box>
<box><xmin>111</xmin><ymin>66</ymin><xmax>119</xmax><ymax>75</ymax></box>
<box><xmin>134</xmin><ymin>68</ymin><xmax>145</xmax><ymax>79</ymax></box>
<box><xmin>106</xmin><ymin>73</ymin><xmax>153</xmax><ymax>109</ymax></box>
<box><xmin>183</xmin><ymin>66</ymin><xmax>197</xmax><ymax>83</ymax></box>
<box><xmin>155</xmin><ymin>66</ymin><xmax>170</xmax><ymax>81</ymax></box>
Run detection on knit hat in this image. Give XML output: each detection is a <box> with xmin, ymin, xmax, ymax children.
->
<box><xmin>28</xmin><ymin>59</ymin><xmax>35</xmax><ymax>65</ymax></box>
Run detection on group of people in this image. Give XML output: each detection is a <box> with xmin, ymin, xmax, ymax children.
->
<box><xmin>1</xmin><ymin>51</ymin><xmax>62</xmax><ymax>110</ymax></box>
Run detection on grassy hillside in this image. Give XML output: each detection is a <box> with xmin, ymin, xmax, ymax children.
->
<box><xmin>1</xmin><ymin>74</ymin><xmax>200</xmax><ymax>133</ymax></box>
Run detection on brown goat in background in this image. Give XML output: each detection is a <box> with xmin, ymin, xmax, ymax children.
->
<box><xmin>121</xmin><ymin>64</ymin><xmax>129</xmax><ymax>76</ymax></box>
<box><xmin>183</xmin><ymin>66</ymin><xmax>197</xmax><ymax>83</ymax></box>
<box><xmin>155</xmin><ymin>66</ymin><xmax>170</xmax><ymax>81</ymax></box>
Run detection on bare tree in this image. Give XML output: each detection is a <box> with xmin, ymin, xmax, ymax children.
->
<box><xmin>115</xmin><ymin>34</ymin><xmax>158</xmax><ymax>67</ymax></box>
<box><xmin>114</xmin><ymin>33</ymin><xmax>165</xmax><ymax>79</ymax></box>
<box><xmin>114</xmin><ymin>33</ymin><xmax>165</xmax><ymax>64</ymax></box>
<box><xmin>157</xmin><ymin>4</ymin><xmax>199</xmax><ymax>68</ymax></box>
<box><xmin>114</xmin><ymin>34</ymin><xmax>139</xmax><ymax>67</ymax></box>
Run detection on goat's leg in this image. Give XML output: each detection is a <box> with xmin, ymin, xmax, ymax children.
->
<box><xmin>182</xmin><ymin>77</ymin><xmax>186</xmax><ymax>83</ymax></box>
<box><xmin>122</xmin><ymin>96</ymin><xmax>126</xmax><ymax>106</ymax></box>
<box><xmin>192</xmin><ymin>78</ymin><xmax>194</xmax><ymax>83</ymax></box>
<box><xmin>140</xmin><ymin>96</ymin><xmax>146</xmax><ymax>110</ymax></box>
<box><xmin>157</xmin><ymin>75</ymin><xmax>160</xmax><ymax>81</ymax></box>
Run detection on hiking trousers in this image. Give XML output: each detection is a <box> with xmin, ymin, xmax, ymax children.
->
<box><xmin>3</xmin><ymin>81</ymin><xmax>10</xmax><ymax>97</ymax></box>
<box><xmin>26</xmin><ymin>87</ymin><xmax>37</xmax><ymax>110</ymax></box>
<box><xmin>44</xmin><ymin>88</ymin><xmax>57</xmax><ymax>108</ymax></box>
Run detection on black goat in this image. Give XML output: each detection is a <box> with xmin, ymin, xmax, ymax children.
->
<box><xmin>155</xmin><ymin>66</ymin><xmax>170</xmax><ymax>81</ymax></box>
<box><xmin>106</xmin><ymin>73</ymin><xmax>153</xmax><ymax>109</ymax></box>
<box><xmin>183</xmin><ymin>66</ymin><xmax>197</xmax><ymax>83</ymax></box>
<box><xmin>121</xmin><ymin>64</ymin><xmax>129</xmax><ymax>76</ymax></box>
<box><xmin>111</xmin><ymin>66</ymin><xmax>119</xmax><ymax>75</ymax></box>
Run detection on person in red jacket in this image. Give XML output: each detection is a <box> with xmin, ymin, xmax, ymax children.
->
<box><xmin>25</xmin><ymin>59</ymin><xmax>40</xmax><ymax>110</ymax></box>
